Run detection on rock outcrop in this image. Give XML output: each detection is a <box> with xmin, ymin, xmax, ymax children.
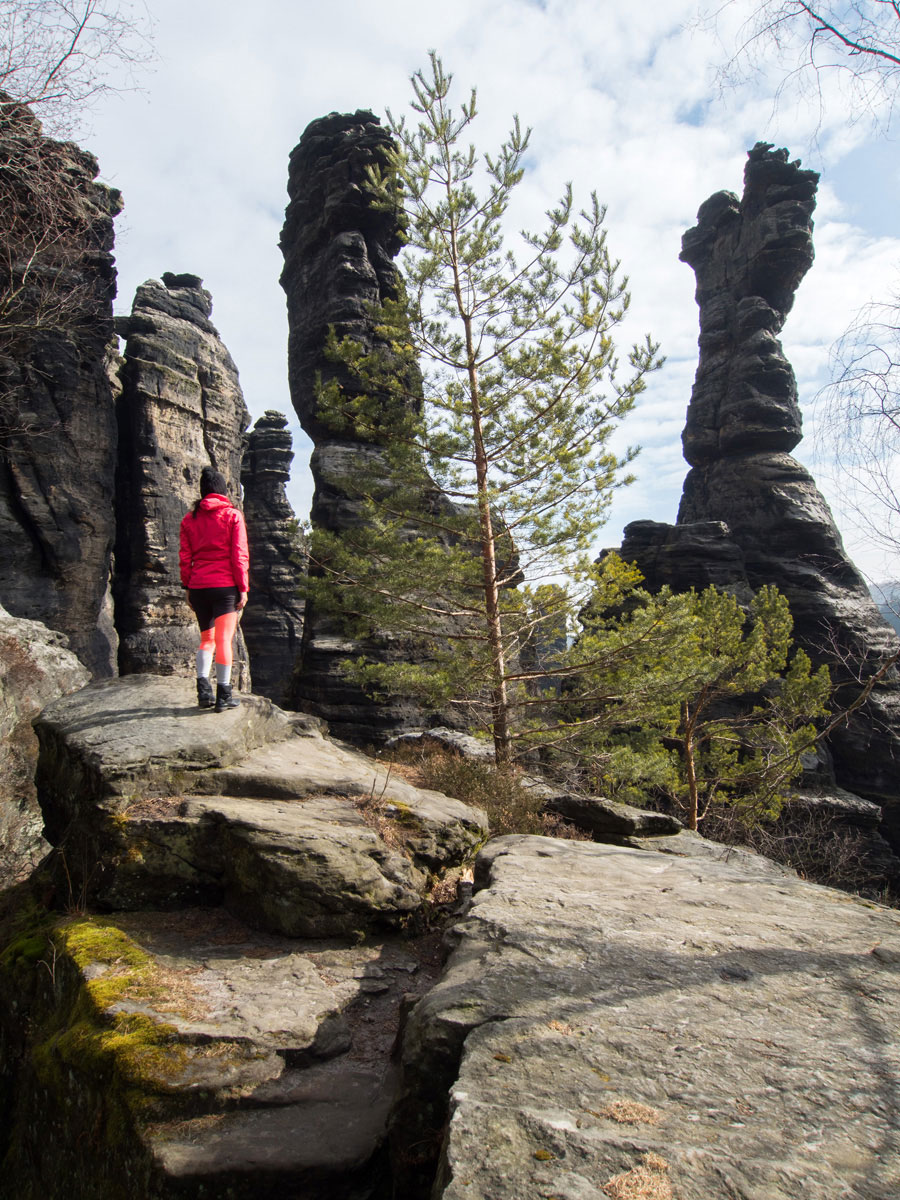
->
<box><xmin>618</xmin><ymin>144</ymin><xmax>900</xmax><ymax>849</ymax></box>
<box><xmin>5</xmin><ymin>675</ymin><xmax>900</xmax><ymax>1197</ymax></box>
<box><xmin>280</xmin><ymin>111</ymin><xmax>456</xmax><ymax>743</ymax></box>
<box><xmin>0</xmin><ymin>674</ymin><xmax>486</xmax><ymax>1197</ymax></box>
<box><xmin>0</xmin><ymin>604</ymin><xmax>88</xmax><ymax>887</ymax></box>
<box><xmin>0</xmin><ymin>98</ymin><xmax>121</xmax><ymax>676</ymax></box>
<box><xmin>393</xmin><ymin>833</ymin><xmax>900</xmax><ymax>1199</ymax></box>
<box><xmin>240</xmin><ymin>411</ymin><xmax>306</xmax><ymax>705</ymax></box>
<box><xmin>113</xmin><ymin>273</ymin><xmax>251</xmax><ymax>687</ymax></box>
<box><xmin>33</xmin><ymin>675</ymin><xmax>486</xmax><ymax>935</ymax></box>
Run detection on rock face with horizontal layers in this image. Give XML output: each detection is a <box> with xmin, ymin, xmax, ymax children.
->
<box><xmin>280</xmin><ymin>111</ymin><xmax>458</xmax><ymax>743</ymax></box>
<box><xmin>392</xmin><ymin>833</ymin><xmax>900</xmax><ymax>1199</ymax></box>
<box><xmin>0</xmin><ymin>99</ymin><xmax>121</xmax><ymax>676</ymax></box>
<box><xmin>0</xmin><ymin>604</ymin><xmax>89</xmax><ymax>887</ymax></box>
<box><xmin>113</xmin><ymin>273</ymin><xmax>251</xmax><ymax>687</ymax></box>
<box><xmin>240</xmin><ymin>411</ymin><xmax>306</xmax><ymax>705</ymax></box>
<box><xmin>619</xmin><ymin>143</ymin><xmax>900</xmax><ymax>851</ymax></box>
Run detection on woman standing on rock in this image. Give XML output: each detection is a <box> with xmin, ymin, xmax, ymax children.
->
<box><xmin>179</xmin><ymin>466</ymin><xmax>249</xmax><ymax>712</ymax></box>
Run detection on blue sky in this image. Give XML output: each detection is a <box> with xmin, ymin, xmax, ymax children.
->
<box><xmin>71</xmin><ymin>0</ymin><xmax>900</xmax><ymax>583</ymax></box>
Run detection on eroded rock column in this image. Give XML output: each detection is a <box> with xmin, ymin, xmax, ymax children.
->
<box><xmin>280</xmin><ymin>111</ymin><xmax>449</xmax><ymax>742</ymax></box>
<box><xmin>113</xmin><ymin>273</ymin><xmax>251</xmax><ymax>685</ymax></box>
<box><xmin>241</xmin><ymin>410</ymin><xmax>306</xmax><ymax>705</ymax></box>
<box><xmin>621</xmin><ymin>144</ymin><xmax>900</xmax><ymax>842</ymax></box>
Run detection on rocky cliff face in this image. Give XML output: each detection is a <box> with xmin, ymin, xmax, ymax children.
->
<box><xmin>0</xmin><ymin>604</ymin><xmax>89</xmax><ymax>887</ymax></box>
<box><xmin>280</xmin><ymin>111</ymin><xmax>452</xmax><ymax>742</ymax></box>
<box><xmin>0</xmin><ymin>98</ymin><xmax>121</xmax><ymax>676</ymax></box>
<box><xmin>240</xmin><ymin>411</ymin><xmax>306</xmax><ymax>705</ymax></box>
<box><xmin>619</xmin><ymin>144</ymin><xmax>900</xmax><ymax>848</ymax></box>
<box><xmin>113</xmin><ymin>273</ymin><xmax>251</xmax><ymax>686</ymax></box>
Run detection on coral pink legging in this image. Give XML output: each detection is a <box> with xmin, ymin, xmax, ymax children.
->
<box><xmin>199</xmin><ymin>611</ymin><xmax>239</xmax><ymax>666</ymax></box>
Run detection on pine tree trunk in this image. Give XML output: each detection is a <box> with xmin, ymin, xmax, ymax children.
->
<box><xmin>682</xmin><ymin>700</ymin><xmax>699</xmax><ymax>831</ymax></box>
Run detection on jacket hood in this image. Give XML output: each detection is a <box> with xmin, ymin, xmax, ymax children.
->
<box><xmin>197</xmin><ymin>493</ymin><xmax>232</xmax><ymax>511</ymax></box>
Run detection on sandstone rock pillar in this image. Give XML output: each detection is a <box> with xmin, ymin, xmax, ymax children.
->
<box><xmin>241</xmin><ymin>410</ymin><xmax>306</xmax><ymax>705</ymax></box>
<box><xmin>279</xmin><ymin>111</ymin><xmax>445</xmax><ymax>741</ymax></box>
<box><xmin>620</xmin><ymin>144</ymin><xmax>900</xmax><ymax>843</ymax></box>
<box><xmin>113</xmin><ymin>273</ymin><xmax>251</xmax><ymax>686</ymax></box>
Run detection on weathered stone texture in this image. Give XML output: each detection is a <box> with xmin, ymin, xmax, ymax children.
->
<box><xmin>113</xmin><ymin>273</ymin><xmax>251</xmax><ymax>686</ymax></box>
<box><xmin>393</xmin><ymin>834</ymin><xmax>900</xmax><ymax>1199</ymax></box>
<box><xmin>240</xmin><ymin>411</ymin><xmax>305</xmax><ymax>705</ymax></box>
<box><xmin>620</xmin><ymin>144</ymin><xmax>900</xmax><ymax>850</ymax></box>
<box><xmin>33</xmin><ymin>675</ymin><xmax>487</xmax><ymax>935</ymax></box>
<box><xmin>0</xmin><ymin>99</ymin><xmax>121</xmax><ymax>676</ymax></box>
<box><xmin>0</xmin><ymin>604</ymin><xmax>89</xmax><ymax>886</ymax></box>
<box><xmin>0</xmin><ymin>903</ymin><xmax>440</xmax><ymax>1199</ymax></box>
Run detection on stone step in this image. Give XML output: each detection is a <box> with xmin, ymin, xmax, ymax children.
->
<box><xmin>0</xmin><ymin>904</ymin><xmax>442</xmax><ymax>1198</ymax></box>
<box><xmin>33</xmin><ymin>676</ymin><xmax>487</xmax><ymax>936</ymax></box>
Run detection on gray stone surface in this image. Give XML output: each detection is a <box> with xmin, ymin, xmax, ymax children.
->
<box><xmin>113</xmin><ymin>273</ymin><xmax>251</xmax><ymax>686</ymax></box>
<box><xmin>0</xmin><ymin>100</ymin><xmax>121</xmax><ymax>676</ymax></box>
<box><xmin>0</xmin><ymin>903</ymin><xmax>441</xmax><ymax>1198</ymax></box>
<box><xmin>0</xmin><ymin>604</ymin><xmax>89</xmax><ymax>885</ymax></box>
<box><xmin>33</xmin><ymin>674</ymin><xmax>487</xmax><ymax>934</ymax></box>
<box><xmin>540</xmin><ymin>792</ymin><xmax>683</xmax><ymax>839</ymax></box>
<box><xmin>385</xmin><ymin>728</ymin><xmax>495</xmax><ymax>762</ymax></box>
<box><xmin>240</xmin><ymin>410</ymin><xmax>306</xmax><ymax>705</ymax></box>
<box><xmin>393</xmin><ymin>834</ymin><xmax>900</xmax><ymax>1199</ymax></box>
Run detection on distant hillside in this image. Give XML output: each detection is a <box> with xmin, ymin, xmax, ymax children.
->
<box><xmin>870</xmin><ymin>582</ymin><xmax>900</xmax><ymax>635</ymax></box>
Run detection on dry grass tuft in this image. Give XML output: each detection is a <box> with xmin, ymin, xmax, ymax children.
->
<box><xmin>351</xmin><ymin>792</ymin><xmax>407</xmax><ymax>853</ymax></box>
<box><xmin>382</xmin><ymin>748</ymin><xmax>589</xmax><ymax>840</ymax></box>
<box><xmin>601</xmin><ymin>1099</ymin><xmax>661</xmax><ymax>1126</ymax></box>
<box><xmin>603</xmin><ymin>1152</ymin><xmax>672</xmax><ymax>1200</ymax></box>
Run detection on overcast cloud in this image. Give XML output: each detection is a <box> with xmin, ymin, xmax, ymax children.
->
<box><xmin>77</xmin><ymin>0</ymin><xmax>900</xmax><ymax>583</ymax></box>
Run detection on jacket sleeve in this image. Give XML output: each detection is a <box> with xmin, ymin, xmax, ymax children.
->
<box><xmin>179</xmin><ymin>515</ymin><xmax>193</xmax><ymax>587</ymax></box>
<box><xmin>231</xmin><ymin>510</ymin><xmax>250</xmax><ymax>592</ymax></box>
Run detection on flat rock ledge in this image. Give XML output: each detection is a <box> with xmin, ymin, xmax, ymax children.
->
<box><xmin>541</xmin><ymin>792</ymin><xmax>683</xmax><ymax>839</ymax></box>
<box><xmin>33</xmin><ymin>675</ymin><xmax>487</xmax><ymax>936</ymax></box>
<box><xmin>392</xmin><ymin>834</ymin><xmax>900</xmax><ymax>1199</ymax></box>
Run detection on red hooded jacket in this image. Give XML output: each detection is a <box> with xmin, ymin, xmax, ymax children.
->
<box><xmin>179</xmin><ymin>494</ymin><xmax>250</xmax><ymax>592</ymax></box>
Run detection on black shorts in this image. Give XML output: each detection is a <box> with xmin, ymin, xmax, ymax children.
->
<box><xmin>189</xmin><ymin>587</ymin><xmax>239</xmax><ymax>631</ymax></box>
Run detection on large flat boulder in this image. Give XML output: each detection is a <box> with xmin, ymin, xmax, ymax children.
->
<box><xmin>33</xmin><ymin>675</ymin><xmax>487</xmax><ymax>936</ymax></box>
<box><xmin>393</xmin><ymin>834</ymin><xmax>900</xmax><ymax>1199</ymax></box>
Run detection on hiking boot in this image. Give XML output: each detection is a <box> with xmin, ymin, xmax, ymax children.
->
<box><xmin>197</xmin><ymin>677</ymin><xmax>215</xmax><ymax>708</ymax></box>
<box><xmin>215</xmin><ymin>683</ymin><xmax>240</xmax><ymax>712</ymax></box>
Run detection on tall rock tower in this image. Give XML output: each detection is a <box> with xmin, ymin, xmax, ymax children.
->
<box><xmin>113</xmin><ymin>273</ymin><xmax>251</xmax><ymax>685</ymax></box>
<box><xmin>0</xmin><ymin>98</ymin><xmax>121</xmax><ymax>675</ymax></box>
<box><xmin>279</xmin><ymin>110</ymin><xmax>451</xmax><ymax>742</ymax></box>
<box><xmin>619</xmin><ymin>144</ymin><xmax>900</xmax><ymax>848</ymax></box>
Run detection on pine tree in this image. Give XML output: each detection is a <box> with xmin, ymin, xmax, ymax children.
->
<box><xmin>308</xmin><ymin>54</ymin><xmax>662</xmax><ymax>761</ymax></box>
<box><xmin>573</xmin><ymin>576</ymin><xmax>832</xmax><ymax>830</ymax></box>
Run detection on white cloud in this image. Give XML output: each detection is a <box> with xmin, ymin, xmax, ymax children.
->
<box><xmin>74</xmin><ymin>0</ymin><xmax>900</xmax><ymax>585</ymax></box>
